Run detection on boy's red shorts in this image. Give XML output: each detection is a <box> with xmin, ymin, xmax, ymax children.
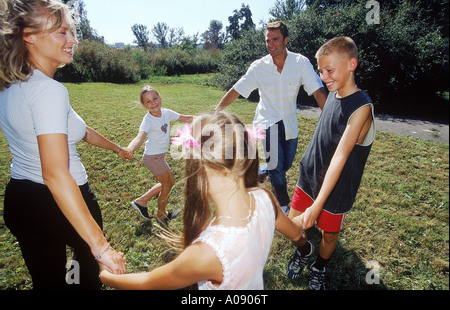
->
<box><xmin>291</xmin><ymin>187</ymin><xmax>347</xmax><ymax>233</ymax></box>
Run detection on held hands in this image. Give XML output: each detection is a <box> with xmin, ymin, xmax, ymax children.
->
<box><xmin>98</xmin><ymin>252</ymin><xmax>127</xmax><ymax>289</ymax></box>
<box><xmin>116</xmin><ymin>147</ymin><xmax>134</xmax><ymax>161</ymax></box>
<box><xmin>302</xmin><ymin>204</ymin><xmax>322</xmax><ymax>230</ymax></box>
<box><xmin>95</xmin><ymin>244</ymin><xmax>127</xmax><ymax>274</ymax></box>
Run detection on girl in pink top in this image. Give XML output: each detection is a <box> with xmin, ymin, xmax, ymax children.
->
<box><xmin>100</xmin><ymin>112</ymin><xmax>305</xmax><ymax>290</ymax></box>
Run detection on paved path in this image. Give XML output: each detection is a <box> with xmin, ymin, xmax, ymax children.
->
<box><xmin>298</xmin><ymin>105</ymin><xmax>449</xmax><ymax>144</ymax></box>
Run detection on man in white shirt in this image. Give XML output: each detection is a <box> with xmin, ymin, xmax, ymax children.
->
<box><xmin>215</xmin><ymin>21</ymin><xmax>327</xmax><ymax>214</ymax></box>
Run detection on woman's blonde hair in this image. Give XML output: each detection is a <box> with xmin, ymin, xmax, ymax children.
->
<box><xmin>0</xmin><ymin>0</ymin><xmax>75</xmax><ymax>91</ymax></box>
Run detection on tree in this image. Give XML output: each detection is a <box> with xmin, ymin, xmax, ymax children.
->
<box><xmin>202</xmin><ymin>20</ymin><xmax>225</xmax><ymax>49</ymax></box>
<box><xmin>213</xmin><ymin>28</ymin><xmax>266</xmax><ymax>93</ymax></box>
<box><xmin>152</xmin><ymin>22</ymin><xmax>169</xmax><ymax>48</ymax></box>
<box><xmin>151</xmin><ymin>23</ymin><xmax>186</xmax><ymax>48</ymax></box>
<box><xmin>226</xmin><ymin>4</ymin><xmax>256</xmax><ymax>40</ymax></box>
<box><xmin>179</xmin><ymin>33</ymin><xmax>200</xmax><ymax>51</ymax></box>
<box><xmin>168</xmin><ymin>27</ymin><xmax>185</xmax><ymax>47</ymax></box>
<box><xmin>62</xmin><ymin>0</ymin><xmax>103</xmax><ymax>42</ymax></box>
<box><xmin>131</xmin><ymin>24</ymin><xmax>150</xmax><ymax>50</ymax></box>
<box><xmin>286</xmin><ymin>0</ymin><xmax>449</xmax><ymax>115</ymax></box>
<box><xmin>269</xmin><ymin>0</ymin><xmax>306</xmax><ymax>21</ymax></box>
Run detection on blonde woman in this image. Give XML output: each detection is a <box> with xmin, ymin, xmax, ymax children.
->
<box><xmin>0</xmin><ymin>0</ymin><xmax>128</xmax><ymax>289</ymax></box>
<box><xmin>100</xmin><ymin>112</ymin><xmax>306</xmax><ymax>290</ymax></box>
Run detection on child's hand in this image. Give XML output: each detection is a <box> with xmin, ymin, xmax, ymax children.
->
<box><xmin>302</xmin><ymin>204</ymin><xmax>321</xmax><ymax>230</ymax></box>
<box><xmin>292</xmin><ymin>213</ymin><xmax>304</xmax><ymax>228</ymax></box>
<box><xmin>124</xmin><ymin>148</ymin><xmax>134</xmax><ymax>160</ymax></box>
<box><xmin>99</xmin><ymin>263</ymin><xmax>113</xmax><ymax>286</ymax></box>
<box><xmin>98</xmin><ymin>261</ymin><xmax>112</xmax><ymax>273</ymax></box>
<box><xmin>118</xmin><ymin>147</ymin><xmax>134</xmax><ymax>161</ymax></box>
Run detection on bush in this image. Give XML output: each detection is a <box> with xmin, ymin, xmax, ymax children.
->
<box><xmin>212</xmin><ymin>29</ymin><xmax>266</xmax><ymax>96</ymax></box>
<box><xmin>56</xmin><ymin>41</ymin><xmax>223</xmax><ymax>83</ymax></box>
<box><xmin>56</xmin><ymin>40</ymin><xmax>141</xmax><ymax>83</ymax></box>
<box><xmin>146</xmin><ymin>48</ymin><xmax>222</xmax><ymax>76</ymax></box>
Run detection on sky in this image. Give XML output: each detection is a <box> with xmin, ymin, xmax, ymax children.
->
<box><xmin>84</xmin><ymin>0</ymin><xmax>277</xmax><ymax>45</ymax></box>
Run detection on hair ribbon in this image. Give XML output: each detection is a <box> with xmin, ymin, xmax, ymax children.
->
<box><xmin>171</xmin><ymin>123</ymin><xmax>200</xmax><ymax>155</ymax></box>
<box><xmin>246</xmin><ymin>125</ymin><xmax>266</xmax><ymax>143</ymax></box>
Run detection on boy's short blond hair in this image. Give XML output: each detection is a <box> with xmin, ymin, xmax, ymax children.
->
<box><xmin>316</xmin><ymin>36</ymin><xmax>358</xmax><ymax>60</ymax></box>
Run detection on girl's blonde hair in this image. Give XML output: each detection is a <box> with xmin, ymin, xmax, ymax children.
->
<box><xmin>139</xmin><ymin>85</ymin><xmax>160</xmax><ymax>104</ymax></box>
<box><xmin>0</xmin><ymin>0</ymin><xmax>76</xmax><ymax>91</ymax></box>
<box><xmin>181</xmin><ymin>111</ymin><xmax>279</xmax><ymax>247</ymax></box>
<box><xmin>157</xmin><ymin>111</ymin><xmax>279</xmax><ymax>289</ymax></box>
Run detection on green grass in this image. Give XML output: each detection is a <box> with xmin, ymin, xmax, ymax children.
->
<box><xmin>0</xmin><ymin>75</ymin><xmax>448</xmax><ymax>290</ymax></box>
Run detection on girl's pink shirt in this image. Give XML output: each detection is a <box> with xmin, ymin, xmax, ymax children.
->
<box><xmin>193</xmin><ymin>188</ymin><xmax>276</xmax><ymax>290</ymax></box>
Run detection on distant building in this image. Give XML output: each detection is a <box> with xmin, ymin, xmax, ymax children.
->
<box><xmin>114</xmin><ymin>42</ymin><xmax>125</xmax><ymax>48</ymax></box>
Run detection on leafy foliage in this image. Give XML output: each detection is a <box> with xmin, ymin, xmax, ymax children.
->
<box><xmin>201</xmin><ymin>20</ymin><xmax>226</xmax><ymax>50</ymax></box>
<box><xmin>226</xmin><ymin>3</ymin><xmax>256</xmax><ymax>40</ymax></box>
<box><xmin>56</xmin><ymin>41</ymin><xmax>141</xmax><ymax>83</ymax></box>
<box><xmin>212</xmin><ymin>29</ymin><xmax>266</xmax><ymax>96</ymax></box>
<box><xmin>131</xmin><ymin>24</ymin><xmax>151</xmax><ymax>50</ymax></box>
<box><xmin>55</xmin><ymin>41</ymin><xmax>222</xmax><ymax>83</ymax></box>
<box><xmin>216</xmin><ymin>0</ymin><xmax>449</xmax><ymax>117</ymax></box>
<box><xmin>269</xmin><ymin>0</ymin><xmax>306</xmax><ymax>20</ymax></box>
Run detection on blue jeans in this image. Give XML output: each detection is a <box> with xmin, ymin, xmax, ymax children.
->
<box><xmin>262</xmin><ymin>121</ymin><xmax>298</xmax><ymax>206</ymax></box>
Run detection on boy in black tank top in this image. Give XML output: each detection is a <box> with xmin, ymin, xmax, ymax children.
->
<box><xmin>286</xmin><ymin>37</ymin><xmax>375</xmax><ymax>290</ymax></box>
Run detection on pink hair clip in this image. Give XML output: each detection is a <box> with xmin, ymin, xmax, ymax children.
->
<box><xmin>246</xmin><ymin>125</ymin><xmax>266</xmax><ymax>143</ymax></box>
<box><xmin>171</xmin><ymin>123</ymin><xmax>200</xmax><ymax>155</ymax></box>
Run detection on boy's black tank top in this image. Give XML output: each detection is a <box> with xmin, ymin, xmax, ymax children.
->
<box><xmin>297</xmin><ymin>90</ymin><xmax>374</xmax><ymax>214</ymax></box>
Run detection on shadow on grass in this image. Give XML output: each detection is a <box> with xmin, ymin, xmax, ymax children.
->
<box><xmin>265</xmin><ymin>226</ymin><xmax>389</xmax><ymax>290</ymax></box>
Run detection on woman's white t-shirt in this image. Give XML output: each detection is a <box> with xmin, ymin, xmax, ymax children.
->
<box><xmin>0</xmin><ymin>70</ymin><xmax>88</xmax><ymax>185</ymax></box>
<box><xmin>139</xmin><ymin>108</ymin><xmax>180</xmax><ymax>155</ymax></box>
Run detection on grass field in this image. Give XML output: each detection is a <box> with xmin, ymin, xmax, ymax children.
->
<box><xmin>0</xmin><ymin>75</ymin><xmax>448</xmax><ymax>290</ymax></box>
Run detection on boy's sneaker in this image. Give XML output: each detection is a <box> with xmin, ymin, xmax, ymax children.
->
<box><xmin>131</xmin><ymin>201</ymin><xmax>153</xmax><ymax>220</ymax></box>
<box><xmin>286</xmin><ymin>241</ymin><xmax>314</xmax><ymax>279</ymax></box>
<box><xmin>308</xmin><ymin>264</ymin><xmax>326</xmax><ymax>290</ymax></box>
<box><xmin>281</xmin><ymin>205</ymin><xmax>290</xmax><ymax>215</ymax></box>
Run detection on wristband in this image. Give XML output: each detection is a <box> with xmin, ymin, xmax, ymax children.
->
<box><xmin>95</xmin><ymin>243</ymin><xmax>111</xmax><ymax>261</ymax></box>
<box><xmin>113</xmin><ymin>146</ymin><xmax>122</xmax><ymax>153</ymax></box>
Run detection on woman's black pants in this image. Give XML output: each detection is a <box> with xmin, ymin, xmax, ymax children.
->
<box><xmin>4</xmin><ymin>179</ymin><xmax>103</xmax><ymax>290</ymax></box>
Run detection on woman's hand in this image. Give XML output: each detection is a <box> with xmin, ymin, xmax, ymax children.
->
<box><xmin>96</xmin><ymin>246</ymin><xmax>127</xmax><ymax>274</ymax></box>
